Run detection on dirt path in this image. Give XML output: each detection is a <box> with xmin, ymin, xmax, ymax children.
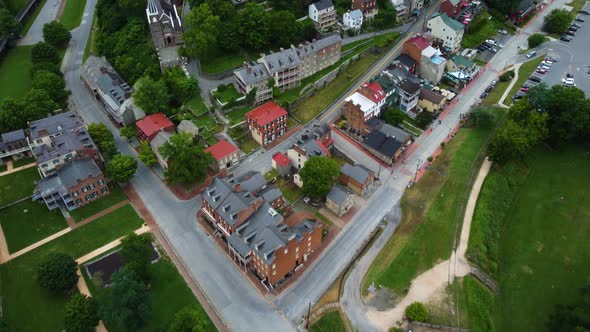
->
<box><xmin>76</xmin><ymin>225</ymin><xmax>150</xmax><ymax>264</ymax></box>
<box><xmin>365</xmin><ymin>159</ymin><xmax>492</xmax><ymax>330</ymax></box>
<box><xmin>0</xmin><ymin>225</ymin><xmax>10</xmax><ymax>263</ymax></box>
<box><xmin>7</xmin><ymin>227</ymin><xmax>72</xmax><ymax>262</ymax></box>
<box><xmin>0</xmin><ymin>162</ymin><xmax>36</xmax><ymax>176</ymax></box>
<box><xmin>77</xmin><ymin>268</ymin><xmax>108</xmax><ymax>332</ymax></box>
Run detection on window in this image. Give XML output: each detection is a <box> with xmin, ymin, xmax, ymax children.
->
<box><xmin>98</xmin><ymin>179</ymin><xmax>104</xmax><ymax>186</ymax></box>
<box><xmin>89</xmin><ymin>184</ymin><xmax>95</xmax><ymax>190</ymax></box>
<box><xmin>82</xmin><ymin>187</ymin><xmax>88</xmax><ymax>193</ymax></box>
<box><xmin>53</xmin><ymin>160</ymin><xmax>59</xmax><ymax>164</ymax></box>
<box><xmin>296</xmin><ymin>247</ymin><xmax>299</xmax><ymax>252</ymax></box>
<box><xmin>76</xmin><ymin>199</ymin><xmax>82</xmax><ymax>205</ymax></box>
<box><xmin>308</xmin><ymin>242</ymin><xmax>311</xmax><ymax>247</ymax></box>
<box><xmin>36</xmin><ymin>139</ymin><xmax>42</xmax><ymax>144</ymax></box>
<box><xmin>284</xmin><ymin>249</ymin><xmax>288</xmax><ymax>254</ymax></box>
<box><xmin>272</xmin><ymin>264</ymin><xmax>276</xmax><ymax>269</ymax></box>
<box><xmin>85</xmin><ymin>195</ymin><xmax>92</xmax><ymax>200</ymax></box>
<box><xmin>72</xmin><ymin>191</ymin><xmax>78</xmax><ymax>197</ymax></box>
<box><xmin>101</xmin><ymin>187</ymin><xmax>108</xmax><ymax>194</ymax></box>
<box><xmin>42</xmin><ymin>163</ymin><xmax>48</xmax><ymax>168</ymax></box>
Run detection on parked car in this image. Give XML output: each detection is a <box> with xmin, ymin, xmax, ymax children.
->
<box><xmin>572</xmin><ymin>22</ymin><xmax>582</xmax><ymax>28</ymax></box>
<box><xmin>561</xmin><ymin>35</ymin><xmax>572</xmax><ymax>41</ymax></box>
<box><xmin>562</xmin><ymin>77</ymin><xmax>576</xmax><ymax>86</ymax></box>
<box><xmin>522</xmin><ymin>82</ymin><xmax>536</xmax><ymax>88</ymax></box>
<box><xmin>480</xmin><ymin>91</ymin><xmax>488</xmax><ymax>99</ymax></box>
<box><xmin>485</xmin><ymin>85</ymin><xmax>493</xmax><ymax>93</ymax></box>
<box><xmin>575</xmin><ymin>17</ymin><xmax>585</xmax><ymax>22</ymax></box>
<box><xmin>485</xmin><ymin>39</ymin><xmax>497</xmax><ymax>45</ymax></box>
<box><xmin>520</xmin><ymin>87</ymin><xmax>530</xmax><ymax>92</ymax></box>
<box><xmin>566</xmin><ymin>73</ymin><xmax>574</xmax><ymax>78</ymax></box>
<box><xmin>580</xmin><ymin>9</ymin><xmax>590</xmax><ymax>15</ymax></box>
<box><xmin>526</xmin><ymin>51</ymin><xmax>537</xmax><ymax>58</ymax></box>
<box><xmin>568</xmin><ymin>26</ymin><xmax>578</xmax><ymax>32</ymax></box>
<box><xmin>490</xmin><ymin>47</ymin><xmax>498</xmax><ymax>53</ymax></box>
<box><xmin>567</xmin><ymin>30</ymin><xmax>576</xmax><ymax>36</ymax></box>
<box><xmin>498</xmin><ymin>29</ymin><xmax>508</xmax><ymax>35</ymax></box>
<box><xmin>529</xmin><ymin>76</ymin><xmax>542</xmax><ymax>83</ymax></box>
<box><xmin>536</xmin><ymin>68</ymin><xmax>547</xmax><ymax>74</ymax></box>
<box><xmin>491</xmin><ymin>80</ymin><xmax>498</xmax><ymax>87</ymax></box>
<box><xmin>545</xmin><ymin>56</ymin><xmax>558</xmax><ymax>62</ymax></box>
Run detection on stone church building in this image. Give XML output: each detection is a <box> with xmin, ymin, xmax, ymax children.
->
<box><xmin>146</xmin><ymin>0</ymin><xmax>184</xmax><ymax>69</ymax></box>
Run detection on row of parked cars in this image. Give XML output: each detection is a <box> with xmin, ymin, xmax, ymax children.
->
<box><xmin>561</xmin><ymin>16</ymin><xmax>585</xmax><ymax>41</ymax></box>
<box><xmin>513</xmin><ymin>56</ymin><xmax>558</xmax><ymax>100</ymax></box>
<box><xmin>477</xmin><ymin>39</ymin><xmax>503</xmax><ymax>54</ymax></box>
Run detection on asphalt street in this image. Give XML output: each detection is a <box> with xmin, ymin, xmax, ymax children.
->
<box><xmin>340</xmin><ymin>0</ymin><xmax>574</xmax><ymax>330</ymax></box>
<box><xmin>19</xmin><ymin>0</ymin><xmax>62</xmax><ymax>45</ymax></box>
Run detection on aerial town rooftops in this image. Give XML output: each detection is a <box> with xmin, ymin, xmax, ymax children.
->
<box><xmin>246</xmin><ymin>101</ymin><xmax>288</xmax><ymax>127</ymax></box>
<box><xmin>205</xmin><ymin>140</ymin><xmax>239</xmax><ymax>162</ymax></box>
<box><xmin>29</xmin><ymin>112</ymin><xmax>83</xmax><ymax>140</ymax></box>
<box><xmin>35</xmin><ymin>158</ymin><xmax>102</xmax><ymax>197</ymax></box>
<box><xmin>341</xmin><ymin>163</ymin><xmax>373</xmax><ymax>185</ymax></box>
<box><xmin>136</xmin><ymin>113</ymin><xmax>174</xmax><ymax>140</ymax></box>
<box><xmin>272</xmin><ymin>152</ymin><xmax>291</xmax><ymax>167</ymax></box>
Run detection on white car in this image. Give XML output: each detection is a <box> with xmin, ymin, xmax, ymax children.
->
<box><xmin>562</xmin><ymin>77</ymin><xmax>576</xmax><ymax>86</ymax></box>
<box><xmin>526</xmin><ymin>51</ymin><xmax>537</xmax><ymax>58</ymax></box>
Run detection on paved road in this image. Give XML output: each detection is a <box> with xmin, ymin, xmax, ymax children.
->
<box><xmin>62</xmin><ymin>1</ymin><xmax>296</xmax><ymax>332</ymax></box>
<box><xmin>342</xmin><ymin>23</ymin><xmax>413</xmax><ymax>45</ymax></box>
<box><xmin>340</xmin><ymin>0</ymin><xmax>571</xmax><ymax>330</ymax></box>
<box><xmin>19</xmin><ymin>0</ymin><xmax>62</xmax><ymax>45</ymax></box>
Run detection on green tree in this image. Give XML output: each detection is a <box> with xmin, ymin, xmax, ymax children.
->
<box><xmin>106</xmin><ymin>154</ymin><xmax>137</xmax><ymax>183</ymax></box>
<box><xmin>37</xmin><ymin>253</ymin><xmax>78</xmax><ymax>295</ymax></box>
<box><xmin>182</xmin><ymin>3</ymin><xmax>220</xmax><ymax>58</ymax></box>
<box><xmin>300</xmin><ymin>156</ymin><xmax>340</xmax><ymax>199</ymax></box>
<box><xmin>159</xmin><ymin>132</ymin><xmax>214</xmax><ymax>184</ymax></box>
<box><xmin>32</xmin><ymin>70</ymin><xmax>70</xmax><ymax>107</ymax></box>
<box><xmin>117</xmin><ymin>0</ymin><xmax>144</xmax><ymax>12</ymax></box>
<box><xmin>120</xmin><ymin>125</ymin><xmax>137</xmax><ymax>140</ymax></box>
<box><xmin>267</xmin><ymin>10</ymin><xmax>302</xmax><ymax>48</ymax></box>
<box><xmin>103</xmin><ymin>267</ymin><xmax>149</xmax><ymax>330</ymax></box>
<box><xmin>133</xmin><ymin>76</ymin><xmax>170</xmax><ymax>115</ymax></box>
<box><xmin>88</xmin><ymin>123</ymin><xmax>118</xmax><ymax>158</ymax></box>
<box><xmin>120</xmin><ymin>233</ymin><xmax>152</xmax><ymax>282</ymax></box>
<box><xmin>23</xmin><ymin>89</ymin><xmax>60</xmax><ymax>121</ymax></box>
<box><xmin>42</xmin><ymin>21</ymin><xmax>71</xmax><ymax>47</ymax></box>
<box><xmin>168</xmin><ymin>307</ymin><xmax>210</xmax><ymax>332</ymax></box>
<box><xmin>544</xmin><ymin>9</ymin><xmax>573</xmax><ymax>34</ymax></box>
<box><xmin>469</xmin><ymin>107</ymin><xmax>496</xmax><ymax>128</ymax></box>
<box><xmin>382</xmin><ymin>108</ymin><xmax>405</xmax><ymax>126</ymax></box>
<box><xmin>162</xmin><ymin>67</ymin><xmax>199</xmax><ymax>107</ymax></box>
<box><xmin>415</xmin><ymin>111</ymin><xmax>433</xmax><ymax>129</ymax></box>
<box><xmin>237</xmin><ymin>3</ymin><xmax>270</xmax><ymax>51</ymax></box>
<box><xmin>528</xmin><ymin>33</ymin><xmax>547</xmax><ymax>48</ymax></box>
<box><xmin>31</xmin><ymin>42</ymin><xmax>59</xmax><ymax>64</ymax></box>
<box><xmin>217</xmin><ymin>20</ymin><xmax>241</xmax><ymax>52</ymax></box>
<box><xmin>0</xmin><ymin>8</ymin><xmax>19</xmax><ymax>40</ymax></box>
<box><xmin>138</xmin><ymin>140</ymin><xmax>158</xmax><ymax>166</ymax></box>
<box><xmin>32</xmin><ymin>61</ymin><xmax>63</xmax><ymax>77</ymax></box>
<box><xmin>64</xmin><ymin>293</ymin><xmax>100</xmax><ymax>332</ymax></box>
<box><xmin>548</xmin><ymin>284</ymin><xmax>590</xmax><ymax>332</ymax></box>
<box><xmin>405</xmin><ymin>302</ymin><xmax>429</xmax><ymax>322</ymax></box>
<box><xmin>0</xmin><ymin>98</ymin><xmax>24</xmax><ymax>133</ymax></box>
<box><xmin>372</xmin><ymin>5</ymin><xmax>397</xmax><ymax>29</ymax></box>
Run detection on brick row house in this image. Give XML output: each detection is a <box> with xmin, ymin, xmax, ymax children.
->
<box><xmin>200</xmin><ymin>174</ymin><xmax>322</xmax><ymax>288</ymax></box>
<box><xmin>204</xmin><ymin>139</ymin><xmax>240</xmax><ymax>171</ymax></box>
<box><xmin>33</xmin><ymin>158</ymin><xmax>109</xmax><ymax>211</ymax></box>
<box><xmin>245</xmin><ymin>101</ymin><xmax>288</xmax><ymax>146</ymax></box>
<box><xmin>136</xmin><ymin>113</ymin><xmax>175</xmax><ymax>141</ymax></box>
<box><xmin>343</xmin><ymin>81</ymin><xmax>386</xmax><ymax>131</ymax></box>
<box><xmin>352</xmin><ymin>0</ymin><xmax>378</xmax><ymax>20</ymax></box>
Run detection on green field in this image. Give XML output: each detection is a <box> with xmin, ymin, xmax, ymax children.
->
<box><xmin>363</xmin><ymin>112</ymin><xmax>500</xmax><ymax>296</ymax></box>
<box><xmin>212</xmin><ymin>84</ymin><xmax>242</xmax><ymax>104</ymax></box>
<box><xmin>462</xmin><ymin>11</ymin><xmax>513</xmax><ymax>49</ymax></box>
<box><xmin>60</xmin><ymin>0</ymin><xmax>87</xmax><ymax>30</ymax></box>
<box><xmin>0</xmin><ymin>200</ymin><xmax>67</xmax><ymax>253</ymax></box>
<box><xmin>69</xmin><ymin>185</ymin><xmax>128</xmax><ymax>222</ymax></box>
<box><xmin>200</xmin><ymin>52</ymin><xmax>245</xmax><ymax>74</ymax></box>
<box><xmin>0</xmin><ymin>167</ymin><xmax>39</xmax><ymax>206</ymax></box>
<box><xmin>0</xmin><ymin>205</ymin><xmax>143</xmax><ymax>331</ymax></box>
<box><xmin>0</xmin><ymin>46</ymin><xmax>34</xmax><ymax>102</ymax></box>
<box><xmin>491</xmin><ymin>146</ymin><xmax>590</xmax><ymax>331</ymax></box>
<box><xmin>310</xmin><ymin>310</ymin><xmax>346</xmax><ymax>332</ymax></box>
<box><xmin>193</xmin><ymin>113</ymin><xmax>218</xmax><ymax>130</ymax></box>
<box><xmin>5</xmin><ymin>0</ymin><xmax>27</xmax><ymax>13</ymax></box>
<box><xmin>87</xmin><ymin>258</ymin><xmax>216</xmax><ymax>331</ymax></box>
<box><xmin>507</xmin><ymin>57</ymin><xmax>543</xmax><ymax>102</ymax></box>
<box><xmin>226</xmin><ymin>106</ymin><xmax>251</xmax><ymax>126</ymax></box>
<box><xmin>185</xmin><ymin>94</ymin><xmax>208</xmax><ymax>116</ymax></box>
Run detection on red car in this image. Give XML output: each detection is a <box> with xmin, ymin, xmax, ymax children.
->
<box><xmin>520</xmin><ymin>87</ymin><xmax>530</xmax><ymax>92</ymax></box>
<box><xmin>536</xmin><ymin>68</ymin><xmax>547</xmax><ymax>74</ymax></box>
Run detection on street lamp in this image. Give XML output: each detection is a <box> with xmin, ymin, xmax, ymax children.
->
<box><xmin>413</xmin><ymin>159</ymin><xmax>422</xmax><ymax>186</ymax></box>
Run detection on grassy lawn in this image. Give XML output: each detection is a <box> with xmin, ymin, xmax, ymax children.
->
<box><xmin>0</xmin><ymin>164</ymin><xmax>6</xmax><ymax>172</ymax></box>
<box><xmin>314</xmin><ymin>211</ymin><xmax>334</xmax><ymax>226</ymax></box>
<box><xmin>5</xmin><ymin>0</ymin><xmax>27</xmax><ymax>13</ymax></box>
<box><xmin>193</xmin><ymin>113</ymin><xmax>218</xmax><ymax>130</ymax></box>
<box><xmin>83</xmin><ymin>12</ymin><xmax>98</xmax><ymax>61</ymax></box>
<box><xmin>0</xmin><ymin>200</ymin><xmax>67</xmax><ymax>253</ymax></box>
<box><xmin>490</xmin><ymin>146</ymin><xmax>590</xmax><ymax>331</ymax></box>
<box><xmin>226</xmin><ymin>106</ymin><xmax>251</xmax><ymax>126</ymax></box>
<box><xmin>342</xmin><ymin>38</ymin><xmax>372</xmax><ymax>52</ymax></box>
<box><xmin>0</xmin><ymin>167</ymin><xmax>39</xmax><ymax>206</ymax></box>
<box><xmin>87</xmin><ymin>258</ymin><xmax>216</xmax><ymax>331</ymax></box>
<box><xmin>59</xmin><ymin>0</ymin><xmax>87</xmax><ymax>30</ymax></box>
<box><xmin>362</xmin><ymin>113</ymin><xmax>500</xmax><ymax>296</ymax></box>
<box><xmin>275</xmin><ymin>176</ymin><xmax>302</xmax><ymax>202</ymax></box>
<box><xmin>69</xmin><ymin>184</ymin><xmax>128</xmax><ymax>222</ymax></box>
<box><xmin>0</xmin><ymin>204</ymin><xmax>143</xmax><ymax>331</ymax></box>
<box><xmin>507</xmin><ymin>57</ymin><xmax>543</xmax><ymax>102</ymax></box>
<box><xmin>0</xmin><ymin>46</ymin><xmax>34</xmax><ymax>102</ymax></box>
<box><xmin>186</xmin><ymin>94</ymin><xmax>208</xmax><ymax>116</ymax></box>
<box><xmin>310</xmin><ymin>310</ymin><xmax>346</xmax><ymax>332</ymax></box>
<box><xmin>569</xmin><ymin>0</ymin><xmax>587</xmax><ymax>12</ymax></box>
<box><xmin>12</xmin><ymin>156</ymin><xmax>35</xmax><ymax>168</ymax></box>
<box><xmin>463</xmin><ymin>276</ymin><xmax>496</xmax><ymax>332</ymax></box>
<box><xmin>483</xmin><ymin>79</ymin><xmax>511</xmax><ymax>106</ymax></box>
<box><xmin>292</xmin><ymin>54</ymin><xmax>384</xmax><ymax>124</ymax></box>
<box><xmin>462</xmin><ymin>11</ymin><xmax>513</xmax><ymax>49</ymax></box>
<box><xmin>212</xmin><ymin>85</ymin><xmax>242</xmax><ymax>104</ymax></box>
<box><xmin>237</xmin><ymin>136</ymin><xmax>259</xmax><ymax>154</ymax></box>
<box><xmin>200</xmin><ymin>52</ymin><xmax>245</xmax><ymax>74</ymax></box>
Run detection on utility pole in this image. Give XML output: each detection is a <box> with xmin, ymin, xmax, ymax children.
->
<box><xmin>413</xmin><ymin>159</ymin><xmax>421</xmax><ymax>186</ymax></box>
<box><xmin>306</xmin><ymin>301</ymin><xmax>311</xmax><ymax>328</ymax></box>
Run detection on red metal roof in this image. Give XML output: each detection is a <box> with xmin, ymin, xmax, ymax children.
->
<box><xmin>246</xmin><ymin>101</ymin><xmax>288</xmax><ymax>126</ymax></box>
<box><xmin>136</xmin><ymin>113</ymin><xmax>174</xmax><ymax>139</ymax></box>
<box><xmin>272</xmin><ymin>152</ymin><xmax>291</xmax><ymax>167</ymax></box>
<box><xmin>405</xmin><ymin>36</ymin><xmax>430</xmax><ymax>51</ymax></box>
<box><xmin>361</xmin><ymin>81</ymin><xmax>386</xmax><ymax>104</ymax></box>
<box><xmin>204</xmin><ymin>140</ymin><xmax>239</xmax><ymax>161</ymax></box>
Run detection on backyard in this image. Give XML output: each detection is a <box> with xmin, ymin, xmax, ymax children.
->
<box><xmin>0</xmin><ymin>167</ymin><xmax>39</xmax><ymax>206</ymax></box>
<box><xmin>69</xmin><ymin>184</ymin><xmax>128</xmax><ymax>222</ymax></box>
<box><xmin>461</xmin><ymin>11</ymin><xmax>513</xmax><ymax>49</ymax></box>
<box><xmin>310</xmin><ymin>310</ymin><xmax>346</xmax><ymax>332</ymax></box>
<box><xmin>212</xmin><ymin>84</ymin><xmax>242</xmax><ymax>104</ymax></box>
<box><xmin>0</xmin><ymin>205</ymin><xmax>144</xmax><ymax>331</ymax></box>
<box><xmin>0</xmin><ymin>46</ymin><xmax>34</xmax><ymax>102</ymax></box>
<box><xmin>59</xmin><ymin>0</ymin><xmax>87</xmax><ymax>30</ymax></box>
<box><xmin>193</xmin><ymin>113</ymin><xmax>219</xmax><ymax>131</ymax></box>
<box><xmin>200</xmin><ymin>52</ymin><xmax>245</xmax><ymax>74</ymax></box>
<box><xmin>225</xmin><ymin>106</ymin><xmax>251</xmax><ymax>126</ymax></box>
<box><xmin>0</xmin><ymin>200</ymin><xmax>67</xmax><ymax>253</ymax></box>
<box><xmin>362</xmin><ymin>111</ymin><xmax>500</xmax><ymax>296</ymax></box>
<box><xmin>186</xmin><ymin>94</ymin><xmax>209</xmax><ymax>116</ymax></box>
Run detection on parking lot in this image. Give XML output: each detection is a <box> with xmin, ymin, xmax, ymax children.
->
<box><xmin>522</xmin><ymin>9</ymin><xmax>590</xmax><ymax>97</ymax></box>
<box><xmin>476</xmin><ymin>32</ymin><xmax>514</xmax><ymax>62</ymax></box>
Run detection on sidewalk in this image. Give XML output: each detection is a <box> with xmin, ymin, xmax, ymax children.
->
<box><xmin>0</xmin><ymin>162</ymin><xmax>36</xmax><ymax>176</ymax></box>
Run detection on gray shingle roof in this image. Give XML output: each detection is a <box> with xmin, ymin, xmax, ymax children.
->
<box><xmin>327</xmin><ymin>184</ymin><xmax>352</xmax><ymax>205</ymax></box>
<box><xmin>397</xmin><ymin>79</ymin><xmax>421</xmax><ymax>95</ymax></box>
<box><xmin>29</xmin><ymin>112</ymin><xmax>84</xmax><ymax>140</ymax></box>
<box><xmin>33</xmin><ymin>128</ymin><xmax>97</xmax><ymax>163</ymax></box>
<box><xmin>177</xmin><ymin>120</ymin><xmax>199</xmax><ymax>136</ymax></box>
<box><xmin>311</xmin><ymin>0</ymin><xmax>334</xmax><ymax>11</ymax></box>
<box><xmin>341</xmin><ymin>163</ymin><xmax>372</xmax><ymax>185</ymax></box>
<box><xmin>1</xmin><ymin>129</ymin><xmax>25</xmax><ymax>143</ymax></box>
<box><xmin>234</xmin><ymin>62</ymin><xmax>271</xmax><ymax>85</ymax></box>
<box><xmin>260</xmin><ymin>185</ymin><xmax>283</xmax><ymax>203</ymax></box>
<box><xmin>36</xmin><ymin>158</ymin><xmax>102</xmax><ymax>196</ymax></box>
<box><xmin>293</xmin><ymin>34</ymin><xmax>341</xmax><ymax>59</ymax></box>
<box><xmin>238</xmin><ymin>171</ymin><xmax>267</xmax><ymax>193</ymax></box>
<box><xmin>261</xmin><ymin>49</ymin><xmax>301</xmax><ymax>74</ymax></box>
<box><xmin>203</xmin><ymin>177</ymin><xmax>260</xmax><ymax>227</ymax></box>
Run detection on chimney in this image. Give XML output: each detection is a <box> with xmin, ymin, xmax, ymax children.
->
<box><xmin>233</xmin><ymin>183</ymin><xmax>241</xmax><ymax>192</ymax></box>
<box><xmin>244</xmin><ymin>62</ymin><xmax>252</xmax><ymax>74</ymax></box>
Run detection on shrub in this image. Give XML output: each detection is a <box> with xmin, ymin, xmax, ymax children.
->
<box><xmin>427</xmin><ymin>156</ymin><xmax>433</xmax><ymax>162</ymax></box>
<box><xmin>31</xmin><ymin>42</ymin><xmax>59</xmax><ymax>65</ymax></box>
<box><xmin>405</xmin><ymin>302</ymin><xmax>429</xmax><ymax>322</ymax></box>
<box><xmin>440</xmin><ymin>141</ymin><xmax>446</xmax><ymax>148</ymax></box>
<box><xmin>37</xmin><ymin>253</ymin><xmax>78</xmax><ymax>295</ymax></box>
<box><xmin>64</xmin><ymin>293</ymin><xmax>100</xmax><ymax>332</ymax></box>
<box><xmin>42</xmin><ymin>21</ymin><xmax>71</xmax><ymax>47</ymax></box>
<box><xmin>528</xmin><ymin>33</ymin><xmax>547</xmax><ymax>48</ymax></box>
<box><xmin>543</xmin><ymin>9</ymin><xmax>573</xmax><ymax>34</ymax></box>
<box><xmin>499</xmin><ymin>70</ymin><xmax>514</xmax><ymax>82</ymax></box>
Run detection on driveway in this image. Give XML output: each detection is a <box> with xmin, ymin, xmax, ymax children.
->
<box><xmin>19</xmin><ymin>0</ymin><xmax>62</xmax><ymax>46</ymax></box>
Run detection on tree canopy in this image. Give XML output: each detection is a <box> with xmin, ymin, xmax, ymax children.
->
<box><xmin>0</xmin><ymin>8</ymin><xmax>19</xmax><ymax>40</ymax></box>
<box><xmin>120</xmin><ymin>233</ymin><xmax>153</xmax><ymax>282</ymax></box>
<box><xmin>32</xmin><ymin>42</ymin><xmax>60</xmax><ymax>64</ymax></box>
<box><xmin>158</xmin><ymin>132</ymin><xmax>214</xmax><ymax>184</ymax></box>
<box><xmin>64</xmin><ymin>293</ymin><xmax>100</xmax><ymax>332</ymax></box>
<box><xmin>544</xmin><ymin>9</ymin><xmax>573</xmax><ymax>34</ymax></box>
<box><xmin>300</xmin><ymin>156</ymin><xmax>340</xmax><ymax>199</ymax></box>
<box><xmin>42</xmin><ymin>21</ymin><xmax>71</xmax><ymax>47</ymax></box>
<box><xmin>382</xmin><ymin>108</ymin><xmax>405</xmax><ymax>126</ymax></box>
<box><xmin>106</xmin><ymin>154</ymin><xmax>138</xmax><ymax>183</ymax></box>
<box><xmin>37</xmin><ymin>253</ymin><xmax>78</xmax><ymax>295</ymax></box>
<box><xmin>133</xmin><ymin>76</ymin><xmax>170</xmax><ymax>115</ymax></box>
<box><xmin>162</xmin><ymin>67</ymin><xmax>199</xmax><ymax>107</ymax></box>
<box><xmin>405</xmin><ymin>302</ymin><xmax>429</xmax><ymax>322</ymax></box>
<box><xmin>547</xmin><ymin>284</ymin><xmax>590</xmax><ymax>332</ymax></box>
<box><xmin>138</xmin><ymin>140</ymin><xmax>158</xmax><ymax>166</ymax></box>
<box><xmin>182</xmin><ymin>3</ymin><xmax>220</xmax><ymax>59</ymax></box>
<box><xmin>167</xmin><ymin>307</ymin><xmax>211</xmax><ymax>332</ymax></box>
<box><xmin>32</xmin><ymin>70</ymin><xmax>70</xmax><ymax>107</ymax></box>
<box><xmin>528</xmin><ymin>33</ymin><xmax>547</xmax><ymax>48</ymax></box>
<box><xmin>102</xmin><ymin>267</ymin><xmax>149</xmax><ymax>330</ymax></box>
<box><xmin>88</xmin><ymin>123</ymin><xmax>118</xmax><ymax>158</ymax></box>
